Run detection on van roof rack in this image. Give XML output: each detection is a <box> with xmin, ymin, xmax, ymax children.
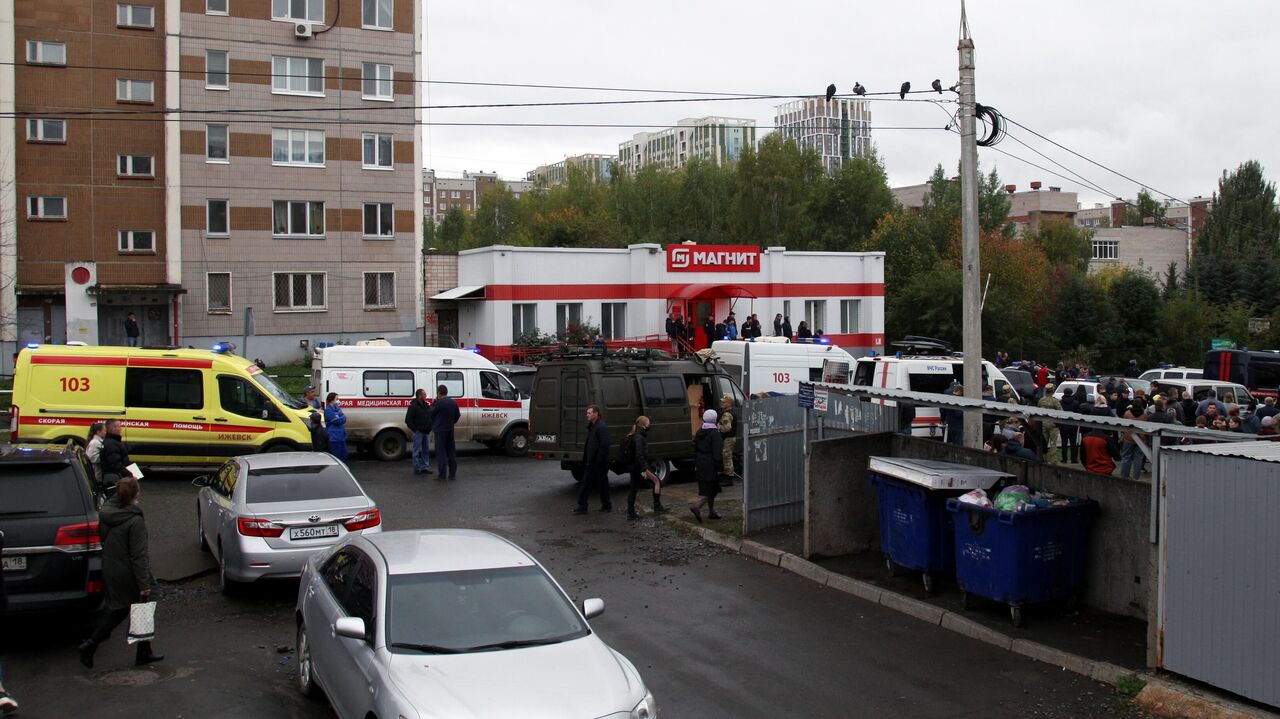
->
<box><xmin>889</xmin><ymin>335</ymin><xmax>958</xmax><ymax>356</ymax></box>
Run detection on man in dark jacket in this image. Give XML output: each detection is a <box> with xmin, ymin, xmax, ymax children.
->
<box><xmin>1123</xmin><ymin>359</ymin><xmax>1141</xmax><ymax>379</ymax></box>
<box><xmin>430</xmin><ymin>385</ymin><xmax>461</xmax><ymax>480</ymax></box>
<box><xmin>0</xmin><ymin>531</ymin><xmax>18</xmax><ymax>712</ymax></box>
<box><xmin>940</xmin><ymin>384</ymin><xmax>965</xmax><ymax>445</ymax></box>
<box><xmin>405</xmin><ymin>389</ymin><xmax>433</xmax><ymax>475</ymax></box>
<box><xmin>308</xmin><ymin>412</ymin><xmax>330</xmax><ymax>454</ymax></box>
<box><xmin>124</xmin><ymin>312</ymin><xmax>140</xmax><ymax>347</ymax></box>
<box><xmin>574</xmin><ymin>405</ymin><xmax>611</xmax><ymax>514</ymax></box>
<box><xmin>100</xmin><ymin>419</ymin><xmax>132</xmax><ymax>483</ymax></box>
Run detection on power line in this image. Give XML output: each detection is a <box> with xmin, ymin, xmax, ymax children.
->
<box><xmin>999</xmin><ymin>130</ymin><xmax>1120</xmax><ymax>201</ymax></box>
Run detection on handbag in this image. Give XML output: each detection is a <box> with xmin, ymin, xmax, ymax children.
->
<box><xmin>128</xmin><ymin>600</ymin><xmax>156</xmax><ymax>645</ymax></box>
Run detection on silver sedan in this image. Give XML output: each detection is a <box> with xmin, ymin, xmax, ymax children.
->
<box><xmin>195</xmin><ymin>452</ymin><xmax>381</xmax><ymax>593</ymax></box>
<box><xmin>295</xmin><ymin>529</ymin><xmax>656</xmax><ymax>719</ymax></box>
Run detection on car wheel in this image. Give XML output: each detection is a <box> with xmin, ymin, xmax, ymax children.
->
<box><xmin>647</xmin><ymin>459</ymin><xmax>670</xmax><ymax>484</ymax></box>
<box><xmin>297</xmin><ymin>621</ymin><xmax>320</xmax><ymax>698</ymax></box>
<box><xmin>197</xmin><ymin>505</ymin><xmax>209</xmax><ymax>552</ymax></box>
<box><xmin>501</xmin><ymin>427</ymin><xmax>529</xmax><ymax>457</ymax></box>
<box><xmin>371</xmin><ymin>430</ymin><xmax>406</xmax><ymax>461</ymax></box>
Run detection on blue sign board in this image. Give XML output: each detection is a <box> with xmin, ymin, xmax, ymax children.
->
<box><xmin>798</xmin><ymin>382</ymin><xmax>815</xmax><ymax>409</ymax></box>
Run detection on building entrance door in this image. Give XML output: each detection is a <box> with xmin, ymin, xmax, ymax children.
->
<box><xmin>691</xmin><ymin>300</ymin><xmax>715</xmax><ymax>349</ymax></box>
<box><xmin>435</xmin><ymin>309</ymin><xmax>458</xmax><ymax>348</ymax></box>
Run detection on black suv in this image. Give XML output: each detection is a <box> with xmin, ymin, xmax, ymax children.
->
<box><xmin>0</xmin><ymin>444</ymin><xmax>104</xmax><ymax>614</ymax></box>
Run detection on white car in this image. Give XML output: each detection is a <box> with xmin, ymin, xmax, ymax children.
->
<box><xmin>1139</xmin><ymin>367</ymin><xmax>1203</xmax><ymax>382</ymax></box>
<box><xmin>296</xmin><ymin>529</ymin><xmax>656</xmax><ymax>719</ymax></box>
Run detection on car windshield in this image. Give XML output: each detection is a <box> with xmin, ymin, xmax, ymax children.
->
<box><xmin>246</xmin><ymin>464</ymin><xmax>363</xmax><ymax>504</ymax></box>
<box><xmin>387</xmin><ymin>565</ymin><xmax>589</xmax><ymax>654</ymax></box>
<box><xmin>0</xmin><ymin>465</ymin><xmax>81</xmax><ymax>515</ymax></box>
<box><xmin>252</xmin><ymin>372</ymin><xmax>307</xmax><ymax>410</ymax></box>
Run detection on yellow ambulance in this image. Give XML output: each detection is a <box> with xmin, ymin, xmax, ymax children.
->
<box><xmin>11</xmin><ymin>344</ymin><xmax>314</xmax><ymax>467</ymax></box>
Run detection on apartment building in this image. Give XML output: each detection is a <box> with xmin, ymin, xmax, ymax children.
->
<box><xmin>618</xmin><ymin>117</ymin><xmax>756</xmax><ymax>174</ymax></box>
<box><xmin>774</xmin><ymin>98</ymin><xmax>872</xmax><ymax>175</ymax></box>
<box><xmin>177</xmin><ymin>0</ymin><xmax>423</xmax><ymax>359</ymax></box>
<box><xmin>527</xmin><ymin>153</ymin><xmax>616</xmax><ymax>186</ymax></box>
<box><xmin>423</xmin><ymin>169</ymin><xmax>532</xmax><ymax>224</ymax></box>
<box><xmin>3</xmin><ymin>0</ymin><xmax>178</xmax><ymax>354</ymax></box>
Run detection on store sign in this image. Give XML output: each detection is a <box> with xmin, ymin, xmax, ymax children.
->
<box><xmin>666</xmin><ymin>244</ymin><xmax>761</xmax><ymax>273</ymax></box>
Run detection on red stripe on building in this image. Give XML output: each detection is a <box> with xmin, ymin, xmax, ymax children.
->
<box><xmin>129</xmin><ymin>358</ymin><xmax>214</xmax><ymax>369</ymax></box>
<box><xmin>29</xmin><ymin>356</ymin><xmax>128</xmax><ymax>366</ymax></box>
<box><xmin>484</xmin><ymin>283</ymin><xmax>885</xmax><ymax>302</ymax></box>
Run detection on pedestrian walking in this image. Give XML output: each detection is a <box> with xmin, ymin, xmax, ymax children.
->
<box><xmin>624</xmin><ymin>416</ymin><xmax>666</xmax><ymax>520</ymax></box>
<box><xmin>574</xmin><ymin>405</ymin><xmax>611</xmax><ymax>514</ymax></box>
<box><xmin>1037</xmin><ymin>383</ymin><xmax>1062</xmax><ymax>463</ymax></box>
<box><xmin>124</xmin><ymin>312</ymin><xmax>140</xmax><ymax>347</ymax></box>
<box><xmin>100</xmin><ymin>419</ymin><xmax>133</xmax><ymax>484</ymax></box>
<box><xmin>405</xmin><ymin>389</ymin><xmax>433</xmax><ymax>475</ymax></box>
<box><xmin>0</xmin><ymin>531</ymin><xmax>19</xmax><ymax>714</ymax></box>
<box><xmin>301</xmin><ymin>385</ymin><xmax>322</xmax><ymax>411</ymax></box>
<box><xmin>308</xmin><ymin>412</ymin><xmax>329</xmax><ymax>454</ymax></box>
<box><xmin>85</xmin><ymin>421</ymin><xmax>106</xmax><ymax>485</ymax></box>
<box><xmin>717</xmin><ymin>395</ymin><xmax>737</xmax><ymax>486</ymax></box>
<box><xmin>323</xmin><ymin>393</ymin><xmax>349</xmax><ymax>462</ymax></box>
<box><xmin>430</xmin><ymin>385</ymin><xmax>461</xmax><ymax>479</ymax></box>
<box><xmin>689</xmin><ymin>410</ymin><xmax>723</xmax><ymax>523</ymax></box>
<box><xmin>78</xmin><ymin>477</ymin><xmax>162</xmax><ymax>669</ymax></box>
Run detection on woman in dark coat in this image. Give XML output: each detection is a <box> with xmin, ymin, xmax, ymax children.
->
<box><xmin>79</xmin><ymin>477</ymin><xmax>162</xmax><ymax>668</ymax></box>
<box><xmin>625</xmin><ymin>416</ymin><xmax>666</xmax><ymax>520</ymax></box>
<box><xmin>689</xmin><ymin>410</ymin><xmax>723</xmax><ymax>523</ymax></box>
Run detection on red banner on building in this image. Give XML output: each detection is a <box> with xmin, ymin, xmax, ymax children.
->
<box><xmin>666</xmin><ymin>245</ymin><xmax>761</xmax><ymax>273</ymax></box>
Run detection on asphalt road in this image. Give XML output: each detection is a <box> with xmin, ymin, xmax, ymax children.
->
<box><xmin>2</xmin><ymin>447</ymin><xmax>1139</xmax><ymax>718</ymax></box>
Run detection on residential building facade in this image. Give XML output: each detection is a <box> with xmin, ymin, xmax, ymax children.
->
<box><xmin>423</xmin><ymin>169</ymin><xmax>532</xmax><ymax>224</ymax></box>
<box><xmin>527</xmin><ymin>153</ymin><xmax>615</xmax><ymax>186</ymax></box>
<box><xmin>1004</xmin><ymin>184</ymin><xmax>1077</xmax><ymax>235</ymax></box>
<box><xmin>1089</xmin><ymin>226</ymin><xmax>1188</xmax><ymax>285</ymax></box>
<box><xmin>774</xmin><ymin>98</ymin><xmax>872</xmax><ymax>175</ymax></box>
<box><xmin>618</xmin><ymin>117</ymin><xmax>756</xmax><ymax>174</ymax></box>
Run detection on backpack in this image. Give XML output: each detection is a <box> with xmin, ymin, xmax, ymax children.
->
<box><xmin>620</xmin><ymin>434</ymin><xmax>637</xmax><ymax>466</ymax></box>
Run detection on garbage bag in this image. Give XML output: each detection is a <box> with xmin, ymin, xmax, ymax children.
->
<box><xmin>958</xmin><ymin>488</ymin><xmax>994</xmax><ymax>508</ymax></box>
<box><xmin>995</xmin><ymin>485</ymin><xmax>1032</xmax><ymax>512</ymax></box>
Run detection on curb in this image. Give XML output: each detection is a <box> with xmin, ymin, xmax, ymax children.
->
<box><xmin>658</xmin><ymin>512</ymin><xmax>1276</xmax><ymax>719</ymax></box>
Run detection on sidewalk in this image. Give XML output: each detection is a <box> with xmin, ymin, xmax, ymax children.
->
<box><xmin>654</xmin><ymin>481</ymin><xmax>1277</xmax><ymax>719</ymax></box>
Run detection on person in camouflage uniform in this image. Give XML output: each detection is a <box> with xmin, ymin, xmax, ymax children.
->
<box><xmin>1037</xmin><ymin>382</ymin><xmax>1063</xmax><ymax>464</ymax></box>
<box><xmin>717</xmin><ymin>395</ymin><xmax>737</xmax><ymax>486</ymax></box>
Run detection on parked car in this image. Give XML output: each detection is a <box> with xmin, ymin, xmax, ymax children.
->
<box><xmin>999</xmin><ymin>368</ymin><xmax>1037</xmax><ymax>404</ymax></box>
<box><xmin>1155</xmin><ymin>379</ymin><xmax>1255</xmax><ymax>410</ymax></box>
<box><xmin>1054</xmin><ymin>380</ymin><xmax>1138</xmax><ymax>405</ymax></box>
<box><xmin>1139</xmin><ymin>366</ymin><xmax>1203</xmax><ymax>382</ymax></box>
<box><xmin>0</xmin><ymin>444</ymin><xmax>104</xmax><ymax>614</ymax></box>
<box><xmin>195</xmin><ymin>452</ymin><xmax>381</xmax><ymax>594</ymax></box>
<box><xmin>295</xmin><ymin>529</ymin><xmax>655</xmax><ymax>719</ymax></box>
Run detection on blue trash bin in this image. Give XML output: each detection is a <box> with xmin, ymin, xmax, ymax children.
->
<box><xmin>868</xmin><ymin>458</ymin><xmax>1012</xmax><ymax>593</ymax></box>
<box><xmin>946</xmin><ymin>498</ymin><xmax>1097</xmax><ymax>627</ymax></box>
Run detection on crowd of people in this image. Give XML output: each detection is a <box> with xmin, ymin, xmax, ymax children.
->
<box><xmin>665</xmin><ymin>311</ymin><xmax>825</xmax><ymax>352</ymax></box>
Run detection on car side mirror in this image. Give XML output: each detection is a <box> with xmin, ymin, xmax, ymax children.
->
<box><xmin>192</xmin><ymin>475</ymin><xmax>212</xmax><ymax>487</ymax></box>
<box><xmin>521</xmin><ymin>392</ymin><xmax>530</xmax><ymax>400</ymax></box>
<box><xmin>582</xmin><ymin>597</ymin><xmax>605</xmax><ymax>619</ymax></box>
<box><xmin>503</xmin><ymin>389</ymin><xmax>516</xmax><ymax>401</ymax></box>
<box><xmin>334</xmin><ymin>616</ymin><xmax>367</xmax><ymax>640</ymax></box>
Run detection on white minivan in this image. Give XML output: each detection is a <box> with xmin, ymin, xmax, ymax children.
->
<box><xmin>852</xmin><ymin>355</ymin><xmax>1019</xmax><ymax>438</ymax></box>
<box><xmin>311</xmin><ymin>345</ymin><xmax>530</xmax><ymax>460</ymax></box>
<box><xmin>713</xmin><ymin>338</ymin><xmax>857</xmax><ymax>395</ymax></box>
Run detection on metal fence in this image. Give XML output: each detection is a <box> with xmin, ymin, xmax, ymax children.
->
<box><xmin>742</xmin><ymin>386</ymin><xmax>897</xmax><ymax>533</ymax></box>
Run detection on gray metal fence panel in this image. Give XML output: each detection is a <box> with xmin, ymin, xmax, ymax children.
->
<box><xmin>1160</xmin><ymin>451</ymin><xmax>1280</xmax><ymax>708</ymax></box>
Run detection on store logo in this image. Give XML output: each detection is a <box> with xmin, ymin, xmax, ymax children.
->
<box><xmin>666</xmin><ymin>245</ymin><xmax>761</xmax><ymax>273</ymax></box>
<box><xmin>670</xmin><ymin>247</ymin><xmax>691</xmax><ymax>269</ymax></box>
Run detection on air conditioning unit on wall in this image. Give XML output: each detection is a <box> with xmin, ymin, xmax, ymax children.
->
<box><xmin>294</xmin><ymin>22</ymin><xmax>313</xmax><ymax>39</ymax></box>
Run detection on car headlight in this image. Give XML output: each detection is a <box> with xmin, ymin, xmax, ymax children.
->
<box><xmin>631</xmin><ymin>690</ymin><xmax>657</xmax><ymax>719</ymax></box>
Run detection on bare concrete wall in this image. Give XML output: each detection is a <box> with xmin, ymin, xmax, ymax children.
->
<box><xmin>804</xmin><ymin>434</ymin><xmax>892</xmax><ymax>558</ymax></box>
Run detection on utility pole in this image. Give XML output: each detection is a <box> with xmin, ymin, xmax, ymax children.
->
<box><xmin>958</xmin><ymin>2</ymin><xmax>984</xmax><ymax>448</ymax></box>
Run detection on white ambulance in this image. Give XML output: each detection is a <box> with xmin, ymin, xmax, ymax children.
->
<box><xmin>712</xmin><ymin>338</ymin><xmax>857</xmax><ymax>395</ymax></box>
<box><xmin>310</xmin><ymin>345</ymin><xmax>530</xmax><ymax>460</ymax></box>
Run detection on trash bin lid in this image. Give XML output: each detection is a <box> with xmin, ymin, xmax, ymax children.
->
<box><xmin>868</xmin><ymin>457</ymin><xmax>1013</xmax><ymax>490</ymax></box>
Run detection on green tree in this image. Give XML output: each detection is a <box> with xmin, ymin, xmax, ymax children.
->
<box><xmin>422</xmin><ymin>215</ymin><xmax>435</xmax><ymax>252</ymax></box>
<box><xmin>471</xmin><ymin>183</ymin><xmax>521</xmax><ymax>247</ymax></box>
<box><xmin>437</xmin><ymin>205</ymin><xmax>468</xmax><ymax>250</ymax></box>
<box><xmin>1191</xmin><ymin>160</ymin><xmax>1280</xmax><ymax>310</ymax></box>
<box><xmin>674</xmin><ymin>159</ymin><xmax>734</xmax><ymax>244</ymax></box>
<box><xmin>1026</xmin><ymin>219</ymin><xmax>1092</xmax><ymax>274</ymax></box>
<box><xmin>867</xmin><ymin>211</ymin><xmax>938</xmax><ymax>310</ymax></box>
<box><xmin>812</xmin><ymin>152</ymin><xmax>898</xmax><ymax>251</ymax></box>
<box><xmin>1122</xmin><ymin>189</ymin><xmax>1167</xmax><ymax>227</ymax></box>
<box><xmin>1157</xmin><ymin>289</ymin><xmax>1217</xmax><ymax>366</ymax></box>
<box><xmin>731</xmin><ymin>133</ymin><xmax>824</xmax><ymax>247</ymax></box>
<box><xmin>888</xmin><ymin>265</ymin><xmax>962</xmax><ymax>344</ymax></box>
<box><xmin>919</xmin><ymin>163</ymin><xmax>1014</xmax><ymax>253</ymax></box>
<box><xmin>1049</xmin><ymin>274</ymin><xmax>1118</xmax><ymax>359</ymax></box>
<box><xmin>1107</xmin><ymin>270</ymin><xmax>1164</xmax><ymax>368</ymax></box>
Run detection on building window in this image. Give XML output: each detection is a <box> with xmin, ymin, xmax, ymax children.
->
<box><xmin>272</xmin><ymin>200</ymin><xmax>325</xmax><ymax>238</ymax></box>
<box><xmin>361</xmin><ymin>62</ymin><xmax>393</xmax><ymax>100</ymax></box>
<box><xmin>118</xmin><ymin>230</ymin><xmax>155</xmax><ymax>253</ymax></box>
<box><xmin>271</xmin><ymin>56</ymin><xmax>323</xmax><ymax>96</ymax></box>
<box><xmin>26</xmin><ymin>118</ymin><xmax>65</xmax><ymax>143</ymax></box>
<box><xmin>272</xmin><ymin>0</ymin><xmax>323</xmax><ymax>23</ymax></box>
<box><xmin>205</xmin><ymin>50</ymin><xmax>229</xmax><ymax>89</ymax></box>
<box><xmin>116</xmin><ymin>78</ymin><xmax>154</xmax><ymax>103</ymax></box>
<box><xmin>804</xmin><ymin>300</ymin><xmax>826</xmax><ymax>334</ymax></box>
<box><xmin>362</xmin><ymin>203</ymin><xmax>394</xmax><ymax>238</ymax></box>
<box><xmin>362</xmin><ymin>0</ymin><xmax>392</xmax><ymax>29</ymax></box>
<box><xmin>206</xmin><ymin>0</ymin><xmax>228</xmax><ymax>14</ymax></box>
<box><xmin>512</xmin><ymin>303</ymin><xmax>536</xmax><ymax>339</ymax></box>
<box><xmin>206</xmin><ymin>124</ymin><xmax>229</xmax><ymax>162</ymax></box>
<box><xmin>840</xmin><ymin>299</ymin><xmax>861</xmax><ymax>334</ymax></box>
<box><xmin>361</xmin><ymin>132</ymin><xmax>392</xmax><ymax>168</ymax></box>
<box><xmin>556</xmin><ymin>303</ymin><xmax>582</xmax><ymax>339</ymax></box>
<box><xmin>451</xmin><ymin>190</ymin><xmax>460</xmax><ymax>199</ymax></box>
<box><xmin>1092</xmin><ymin>238</ymin><xmax>1119</xmax><ymax>260</ymax></box>
<box><xmin>273</xmin><ymin>272</ymin><xmax>326</xmax><ymax>311</ymax></box>
<box><xmin>25</xmin><ymin>40</ymin><xmax>66</xmax><ymax>66</ymax></box>
<box><xmin>27</xmin><ymin>196</ymin><xmax>66</xmax><ymax>220</ymax></box>
<box><xmin>271</xmin><ymin>128</ymin><xmax>325</xmax><ymax>166</ymax></box>
<box><xmin>207</xmin><ymin>272</ymin><xmax>232</xmax><ymax>313</ymax></box>
<box><xmin>363</xmin><ymin>272</ymin><xmax>395</xmax><ymax>309</ymax></box>
<box><xmin>117</xmin><ymin>4</ymin><xmax>154</xmax><ymax>28</ymax></box>
<box><xmin>602</xmin><ymin>302</ymin><xmax>627</xmax><ymax>340</ymax></box>
<box><xmin>207</xmin><ymin>199</ymin><xmax>229</xmax><ymax>236</ymax></box>
<box><xmin>438</xmin><ymin>190</ymin><xmax>445</xmax><ymax>198</ymax></box>
<box><xmin>117</xmin><ymin>154</ymin><xmax>154</xmax><ymax>177</ymax></box>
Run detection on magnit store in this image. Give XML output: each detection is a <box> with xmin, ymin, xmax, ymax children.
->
<box><xmin>431</xmin><ymin>243</ymin><xmax>885</xmax><ymax>360</ymax></box>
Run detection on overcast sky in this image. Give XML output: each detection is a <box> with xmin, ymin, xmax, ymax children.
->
<box><xmin>420</xmin><ymin>1</ymin><xmax>1280</xmax><ymax>208</ymax></box>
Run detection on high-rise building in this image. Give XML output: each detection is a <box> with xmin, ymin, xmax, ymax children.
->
<box><xmin>618</xmin><ymin>117</ymin><xmax>756</xmax><ymax>174</ymax></box>
<box><xmin>773</xmin><ymin>98</ymin><xmax>872</xmax><ymax>174</ymax></box>
<box><xmin>527</xmin><ymin>154</ymin><xmax>615</xmax><ymax>186</ymax></box>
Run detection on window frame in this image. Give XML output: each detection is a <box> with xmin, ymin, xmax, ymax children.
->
<box><xmin>271</xmin><ymin>56</ymin><xmax>324</xmax><ymax>97</ymax></box>
<box><xmin>206</xmin><ymin>272</ymin><xmax>232</xmax><ymax>314</ymax></box>
<box><xmin>206</xmin><ymin>198</ymin><xmax>230</xmax><ymax>237</ymax></box>
<box><xmin>272</xmin><ymin>271</ymin><xmax>327</xmax><ymax>313</ymax></box>
<box><xmin>116</xmin><ymin>3</ymin><xmax>155</xmax><ymax>29</ymax></box>
<box><xmin>117</xmin><ymin>154</ymin><xmax>154</xmax><ymax>178</ymax></box>
<box><xmin>26</xmin><ymin>118</ymin><xmax>66</xmax><ymax>144</ymax></box>
<box><xmin>124</xmin><ymin>367</ymin><xmax>205</xmax><ymax>410</ymax></box>
<box><xmin>361</xmin><ymin>0</ymin><xmax>393</xmax><ymax>30</ymax></box>
<box><xmin>840</xmin><ymin>299</ymin><xmax>861</xmax><ymax>334</ymax></box>
<box><xmin>118</xmin><ymin>230</ymin><xmax>156</xmax><ymax>253</ymax></box>
<box><xmin>435</xmin><ymin>370</ymin><xmax>464</xmax><ymax>398</ymax></box>
<box><xmin>205</xmin><ymin>123</ymin><xmax>229</xmax><ymax>163</ymax></box>
<box><xmin>362</xmin><ymin>202</ymin><xmax>394</xmax><ymax>239</ymax></box>
<box><xmin>271</xmin><ymin>128</ymin><xmax>326</xmax><ymax>167</ymax></box>
<box><xmin>27</xmin><ymin>196</ymin><xmax>67</xmax><ymax>220</ymax></box>
<box><xmin>361</xmin><ymin>132</ymin><xmax>393</xmax><ymax>169</ymax></box>
<box><xmin>1092</xmin><ymin>238</ymin><xmax>1119</xmax><ymax>261</ymax></box>
<box><xmin>804</xmin><ymin>299</ymin><xmax>826</xmax><ymax>333</ymax></box>
<box><xmin>362</xmin><ymin>369</ymin><xmax>412</xmax><ymax>397</ymax></box>
<box><xmin>116</xmin><ymin>78</ymin><xmax>154</xmax><ymax>103</ymax></box>
<box><xmin>555</xmin><ymin>302</ymin><xmax>583</xmax><ymax>339</ymax></box>
<box><xmin>362</xmin><ymin>272</ymin><xmax>396</xmax><ymax>309</ymax></box>
<box><xmin>25</xmin><ymin>40</ymin><xmax>66</xmax><ymax>66</ymax></box>
<box><xmin>361</xmin><ymin>62</ymin><xmax>393</xmax><ymax>101</ymax></box>
<box><xmin>601</xmin><ymin>302</ymin><xmax>627</xmax><ymax>340</ymax></box>
<box><xmin>271</xmin><ymin>0</ymin><xmax>324</xmax><ymax>23</ymax></box>
<box><xmin>205</xmin><ymin>50</ymin><xmax>229</xmax><ymax>90</ymax></box>
<box><xmin>272</xmin><ymin>200</ymin><xmax>326</xmax><ymax>239</ymax></box>
<box><xmin>512</xmin><ymin>303</ymin><xmax>536</xmax><ymax>339</ymax></box>
<box><xmin>206</xmin><ymin>0</ymin><xmax>229</xmax><ymax>15</ymax></box>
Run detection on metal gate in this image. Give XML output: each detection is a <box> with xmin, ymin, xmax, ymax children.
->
<box><xmin>742</xmin><ymin>386</ymin><xmax>897</xmax><ymax>533</ymax></box>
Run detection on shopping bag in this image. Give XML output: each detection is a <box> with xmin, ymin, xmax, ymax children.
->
<box><xmin>127</xmin><ymin>601</ymin><xmax>156</xmax><ymax>645</ymax></box>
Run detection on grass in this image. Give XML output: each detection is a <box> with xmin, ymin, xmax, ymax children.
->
<box><xmin>264</xmin><ymin>362</ymin><xmax>312</xmax><ymax>396</ymax></box>
<box><xmin>1115</xmin><ymin>674</ymin><xmax>1148</xmax><ymax>698</ymax></box>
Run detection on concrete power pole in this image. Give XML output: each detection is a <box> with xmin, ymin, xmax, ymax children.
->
<box><xmin>958</xmin><ymin>2</ymin><xmax>984</xmax><ymax>448</ymax></box>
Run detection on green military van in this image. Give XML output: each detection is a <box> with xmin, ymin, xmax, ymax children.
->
<box><xmin>528</xmin><ymin>350</ymin><xmax>744</xmax><ymax>482</ymax></box>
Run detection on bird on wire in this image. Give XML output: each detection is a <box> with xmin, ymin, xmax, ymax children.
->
<box><xmin>852</xmin><ymin>82</ymin><xmax>866</xmax><ymax>96</ymax></box>
<box><xmin>825</xmin><ymin>83</ymin><xmax>837</xmax><ymax>101</ymax></box>
<box><xmin>931</xmin><ymin>79</ymin><xmax>943</xmax><ymax>93</ymax></box>
<box><xmin>899</xmin><ymin>81</ymin><xmax>911</xmax><ymax>99</ymax></box>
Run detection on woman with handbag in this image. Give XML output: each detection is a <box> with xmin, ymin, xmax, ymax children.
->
<box><xmin>78</xmin><ymin>477</ymin><xmax>162</xmax><ymax>669</ymax></box>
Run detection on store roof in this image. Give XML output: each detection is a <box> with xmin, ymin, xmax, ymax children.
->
<box><xmin>431</xmin><ymin>285</ymin><xmax>486</xmax><ymax>300</ymax></box>
<box><xmin>1164</xmin><ymin>440</ymin><xmax>1280</xmax><ymax>463</ymax></box>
